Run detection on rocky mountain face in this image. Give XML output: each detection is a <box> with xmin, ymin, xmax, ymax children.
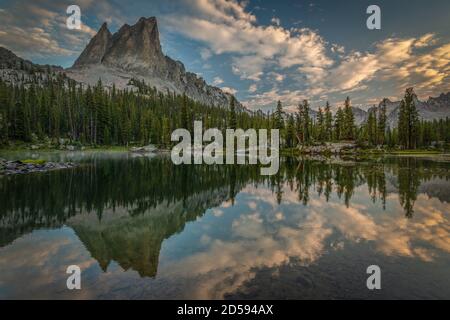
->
<box><xmin>68</xmin><ymin>17</ymin><xmax>239</xmax><ymax>109</ymax></box>
<box><xmin>0</xmin><ymin>47</ymin><xmax>62</xmax><ymax>73</ymax></box>
<box><xmin>351</xmin><ymin>107</ymin><xmax>369</xmax><ymax>126</ymax></box>
<box><xmin>363</xmin><ymin>93</ymin><xmax>450</xmax><ymax>128</ymax></box>
<box><xmin>0</xmin><ymin>46</ymin><xmax>63</xmax><ymax>87</ymax></box>
<box><xmin>286</xmin><ymin>96</ymin><xmax>449</xmax><ymax>127</ymax></box>
<box><xmin>0</xmin><ymin>47</ymin><xmax>33</xmax><ymax>70</ymax></box>
<box><xmin>73</xmin><ymin>23</ymin><xmax>112</xmax><ymax>68</ymax></box>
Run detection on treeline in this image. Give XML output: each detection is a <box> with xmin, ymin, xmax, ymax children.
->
<box><xmin>0</xmin><ymin>74</ymin><xmax>270</xmax><ymax>147</ymax></box>
<box><xmin>276</xmin><ymin>87</ymin><xmax>450</xmax><ymax>149</ymax></box>
<box><xmin>0</xmin><ymin>73</ymin><xmax>449</xmax><ymax>150</ymax></box>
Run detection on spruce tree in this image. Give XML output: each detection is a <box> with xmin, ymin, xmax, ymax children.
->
<box><xmin>334</xmin><ymin>107</ymin><xmax>345</xmax><ymax>141</ymax></box>
<box><xmin>274</xmin><ymin>100</ymin><xmax>284</xmax><ymax>130</ymax></box>
<box><xmin>398</xmin><ymin>88</ymin><xmax>420</xmax><ymax>149</ymax></box>
<box><xmin>377</xmin><ymin>99</ymin><xmax>387</xmax><ymax>145</ymax></box>
<box><xmin>298</xmin><ymin>100</ymin><xmax>310</xmax><ymax>144</ymax></box>
<box><xmin>367</xmin><ymin>108</ymin><xmax>377</xmax><ymax>146</ymax></box>
<box><xmin>228</xmin><ymin>96</ymin><xmax>237</xmax><ymax>130</ymax></box>
<box><xmin>316</xmin><ymin>107</ymin><xmax>324</xmax><ymax>142</ymax></box>
<box><xmin>343</xmin><ymin>97</ymin><xmax>355</xmax><ymax>140</ymax></box>
<box><xmin>181</xmin><ymin>93</ymin><xmax>189</xmax><ymax>129</ymax></box>
<box><xmin>324</xmin><ymin>101</ymin><xmax>333</xmax><ymax>141</ymax></box>
<box><xmin>285</xmin><ymin>114</ymin><xmax>296</xmax><ymax>148</ymax></box>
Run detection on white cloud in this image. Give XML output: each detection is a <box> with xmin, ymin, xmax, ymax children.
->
<box><xmin>270</xmin><ymin>17</ymin><xmax>280</xmax><ymax>26</ymax></box>
<box><xmin>221</xmin><ymin>86</ymin><xmax>238</xmax><ymax>95</ymax></box>
<box><xmin>200</xmin><ymin>47</ymin><xmax>212</xmax><ymax>60</ymax></box>
<box><xmin>232</xmin><ymin>55</ymin><xmax>265</xmax><ymax>81</ymax></box>
<box><xmin>0</xmin><ymin>0</ymin><xmax>122</xmax><ymax>60</ymax></box>
<box><xmin>165</xmin><ymin>1</ymin><xmax>450</xmax><ymax>108</ymax></box>
<box><xmin>165</xmin><ymin>0</ymin><xmax>332</xmax><ymax>83</ymax></box>
<box><xmin>268</xmin><ymin>72</ymin><xmax>285</xmax><ymax>82</ymax></box>
<box><xmin>414</xmin><ymin>33</ymin><xmax>437</xmax><ymax>48</ymax></box>
<box><xmin>328</xmin><ymin>52</ymin><xmax>379</xmax><ymax>91</ymax></box>
<box><xmin>212</xmin><ymin>76</ymin><xmax>224</xmax><ymax>85</ymax></box>
<box><xmin>248</xmin><ymin>84</ymin><xmax>257</xmax><ymax>93</ymax></box>
<box><xmin>331</xmin><ymin>44</ymin><xmax>345</xmax><ymax>54</ymax></box>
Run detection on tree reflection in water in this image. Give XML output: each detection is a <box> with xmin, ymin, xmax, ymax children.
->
<box><xmin>0</xmin><ymin>154</ymin><xmax>449</xmax><ymax>279</ymax></box>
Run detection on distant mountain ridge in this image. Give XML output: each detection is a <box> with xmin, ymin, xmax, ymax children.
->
<box><xmin>68</xmin><ymin>17</ymin><xmax>240</xmax><ymax>109</ymax></box>
<box><xmin>288</xmin><ymin>93</ymin><xmax>450</xmax><ymax>127</ymax></box>
<box><xmin>352</xmin><ymin>93</ymin><xmax>450</xmax><ymax>127</ymax></box>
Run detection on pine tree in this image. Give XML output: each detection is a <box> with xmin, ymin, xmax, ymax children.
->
<box><xmin>409</xmin><ymin>95</ymin><xmax>420</xmax><ymax>149</ymax></box>
<box><xmin>0</xmin><ymin>82</ymin><xmax>9</xmax><ymax>143</ymax></box>
<box><xmin>334</xmin><ymin>107</ymin><xmax>345</xmax><ymax>141</ymax></box>
<box><xmin>297</xmin><ymin>100</ymin><xmax>310</xmax><ymax>144</ymax></box>
<box><xmin>377</xmin><ymin>99</ymin><xmax>387</xmax><ymax>145</ymax></box>
<box><xmin>274</xmin><ymin>100</ymin><xmax>284</xmax><ymax>130</ymax></box>
<box><xmin>181</xmin><ymin>93</ymin><xmax>189</xmax><ymax>130</ymax></box>
<box><xmin>324</xmin><ymin>101</ymin><xmax>333</xmax><ymax>141</ymax></box>
<box><xmin>343</xmin><ymin>97</ymin><xmax>355</xmax><ymax>140</ymax></box>
<box><xmin>366</xmin><ymin>108</ymin><xmax>377</xmax><ymax>146</ymax></box>
<box><xmin>398</xmin><ymin>88</ymin><xmax>420</xmax><ymax>149</ymax></box>
<box><xmin>316</xmin><ymin>107</ymin><xmax>325</xmax><ymax>142</ymax></box>
<box><xmin>285</xmin><ymin>114</ymin><xmax>296</xmax><ymax>148</ymax></box>
<box><xmin>228</xmin><ymin>96</ymin><xmax>237</xmax><ymax>130</ymax></box>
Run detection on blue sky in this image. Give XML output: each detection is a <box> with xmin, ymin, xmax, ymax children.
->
<box><xmin>0</xmin><ymin>0</ymin><xmax>449</xmax><ymax>111</ymax></box>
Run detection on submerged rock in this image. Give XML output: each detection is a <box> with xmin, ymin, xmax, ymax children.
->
<box><xmin>0</xmin><ymin>158</ymin><xmax>77</xmax><ymax>176</ymax></box>
<box><xmin>299</xmin><ymin>142</ymin><xmax>358</xmax><ymax>155</ymax></box>
<box><xmin>130</xmin><ymin>144</ymin><xmax>157</xmax><ymax>153</ymax></box>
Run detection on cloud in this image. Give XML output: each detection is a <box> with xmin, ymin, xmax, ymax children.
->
<box><xmin>248</xmin><ymin>84</ymin><xmax>257</xmax><ymax>93</ymax></box>
<box><xmin>231</xmin><ymin>55</ymin><xmax>265</xmax><ymax>81</ymax></box>
<box><xmin>268</xmin><ymin>72</ymin><xmax>285</xmax><ymax>82</ymax></box>
<box><xmin>242</xmin><ymin>88</ymin><xmax>309</xmax><ymax>112</ymax></box>
<box><xmin>328</xmin><ymin>52</ymin><xmax>379</xmax><ymax>91</ymax></box>
<box><xmin>414</xmin><ymin>33</ymin><xmax>437</xmax><ymax>48</ymax></box>
<box><xmin>270</xmin><ymin>17</ymin><xmax>280</xmax><ymax>26</ymax></box>
<box><xmin>331</xmin><ymin>44</ymin><xmax>345</xmax><ymax>54</ymax></box>
<box><xmin>165</xmin><ymin>0</ymin><xmax>332</xmax><ymax>83</ymax></box>
<box><xmin>305</xmin><ymin>35</ymin><xmax>450</xmax><ymax>104</ymax></box>
<box><xmin>164</xmin><ymin>0</ymin><xmax>449</xmax><ymax>109</ymax></box>
<box><xmin>0</xmin><ymin>0</ymin><xmax>123</xmax><ymax>60</ymax></box>
<box><xmin>200</xmin><ymin>47</ymin><xmax>212</xmax><ymax>60</ymax></box>
<box><xmin>212</xmin><ymin>76</ymin><xmax>224</xmax><ymax>85</ymax></box>
<box><xmin>221</xmin><ymin>86</ymin><xmax>237</xmax><ymax>95</ymax></box>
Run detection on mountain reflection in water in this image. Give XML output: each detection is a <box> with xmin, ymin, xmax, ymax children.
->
<box><xmin>0</xmin><ymin>152</ymin><xmax>449</xmax><ymax>299</ymax></box>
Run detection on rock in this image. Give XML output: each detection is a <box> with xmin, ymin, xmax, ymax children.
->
<box><xmin>0</xmin><ymin>160</ymin><xmax>77</xmax><ymax>176</ymax></box>
<box><xmin>299</xmin><ymin>142</ymin><xmax>359</xmax><ymax>155</ymax></box>
<box><xmin>66</xmin><ymin>145</ymin><xmax>76</xmax><ymax>151</ymax></box>
<box><xmin>30</xmin><ymin>145</ymin><xmax>40</xmax><ymax>150</ymax></box>
<box><xmin>68</xmin><ymin>17</ymin><xmax>242</xmax><ymax>110</ymax></box>
<box><xmin>73</xmin><ymin>22</ymin><xmax>112</xmax><ymax>68</ymax></box>
<box><xmin>130</xmin><ymin>144</ymin><xmax>157</xmax><ymax>153</ymax></box>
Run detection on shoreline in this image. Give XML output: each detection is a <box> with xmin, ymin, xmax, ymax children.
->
<box><xmin>1</xmin><ymin>145</ymin><xmax>447</xmax><ymax>155</ymax></box>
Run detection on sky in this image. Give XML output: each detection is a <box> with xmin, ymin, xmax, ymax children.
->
<box><xmin>0</xmin><ymin>0</ymin><xmax>449</xmax><ymax>112</ymax></box>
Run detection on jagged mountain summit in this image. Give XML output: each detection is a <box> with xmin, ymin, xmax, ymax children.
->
<box><xmin>72</xmin><ymin>22</ymin><xmax>112</xmax><ymax>68</ymax></box>
<box><xmin>68</xmin><ymin>17</ymin><xmax>238</xmax><ymax>109</ymax></box>
<box><xmin>364</xmin><ymin>93</ymin><xmax>450</xmax><ymax>128</ymax></box>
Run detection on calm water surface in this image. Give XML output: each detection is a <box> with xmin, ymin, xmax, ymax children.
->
<box><xmin>0</xmin><ymin>151</ymin><xmax>449</xmax><ymax>299</ymax></box>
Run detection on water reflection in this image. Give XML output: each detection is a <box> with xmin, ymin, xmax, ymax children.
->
<box><xmin>0</xmin><ymin>153</ymin><xmax>449</xmax><ymax>299</ymax></box>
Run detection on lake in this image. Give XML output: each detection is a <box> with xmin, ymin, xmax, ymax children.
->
<box><xmin>0</xmin><ymin>151</ymin><xmax>449</xmax><ymax>299</ymax></box>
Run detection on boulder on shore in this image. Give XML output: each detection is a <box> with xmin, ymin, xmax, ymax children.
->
<box><xmin>0</xmin><ymin>158</ymin><xmax>77</xmax><ymax>176</ymax></box>
<box><xmin>299</xmin><ymin>142</ymin><xmax>358</xmax><ymax>154</ymax></box>
<box><xmin>130</xmin><ymin>144</ymin><xmax>158</xmax><ymax>153</ymax></box>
